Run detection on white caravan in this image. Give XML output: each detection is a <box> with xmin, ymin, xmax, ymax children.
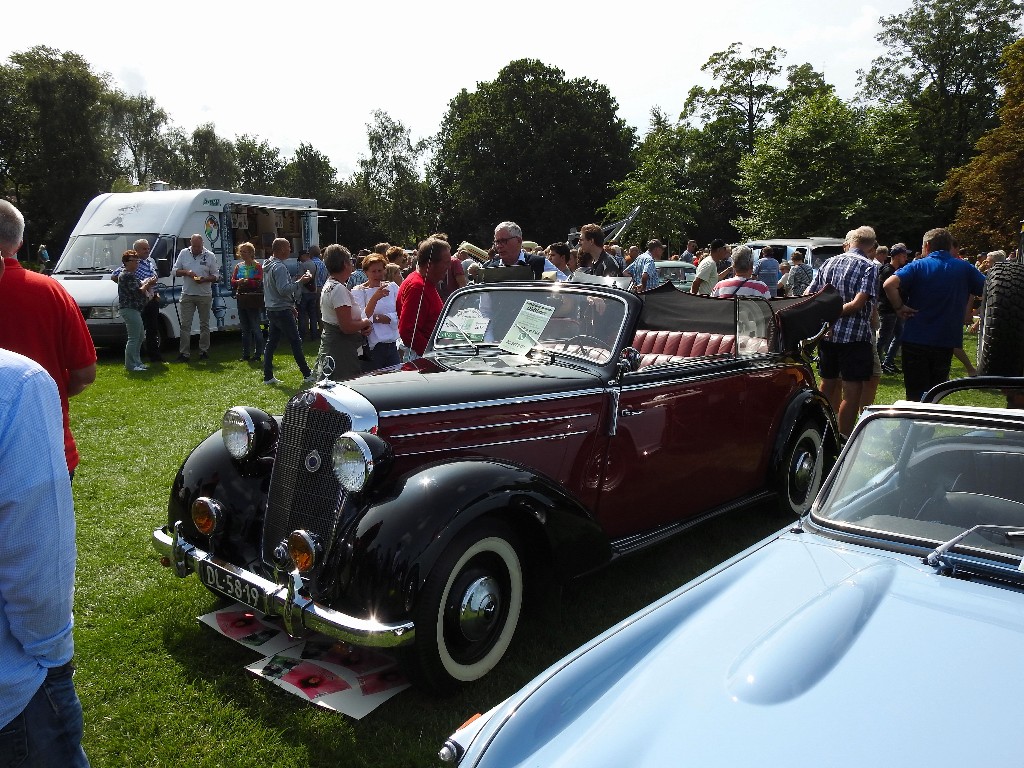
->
<box><xmin>51</xmin><ymin>187</ymin><xmax>323</xmax><ymax>345</ymax></box>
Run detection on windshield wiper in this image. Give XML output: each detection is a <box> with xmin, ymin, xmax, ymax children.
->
<box><xmin>439</xmin><ymin>318</ymin><xmax>480</xmax><ymax>356</ymax></box>
<box><xmin>924</xmin><ymin>524</ymin><xmax>1024</xmax><ymax>568</ymax></box>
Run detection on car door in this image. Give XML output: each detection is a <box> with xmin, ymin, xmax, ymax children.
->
<box><xmin>594</xmin><ymin>360</ymin><xmax>755</xmax><ymax>539</ymax></box>
<box><xmin>594</xmin><ymin>298</ymin><xmax>780</xmax><ymax>539</ymax></box>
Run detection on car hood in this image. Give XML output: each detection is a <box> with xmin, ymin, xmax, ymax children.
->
<box><xmin>462</xmin><ymin>532</ymin><xmax>1024</xmax><ymax>767</ymax></box>
<box><xmin>345</xmin><ymin>357</ymin><xmax>603</xmax><ymax>413</ymax></box>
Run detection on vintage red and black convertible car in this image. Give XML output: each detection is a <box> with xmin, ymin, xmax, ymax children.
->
<box><xmin>153</xmin><ymin>277</ymin><xmax>842</xmax><ymax>692</ymax></box>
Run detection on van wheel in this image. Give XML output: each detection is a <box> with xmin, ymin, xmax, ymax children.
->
<box><xmin>977</xmin><ymin>262</ymin><xmax>1024</xmax><ymax>377</ymax></box>
<box><xmin>404</xmin><ymin>522</ymin><xmax>523</xmax><ymax>694</ymax></box>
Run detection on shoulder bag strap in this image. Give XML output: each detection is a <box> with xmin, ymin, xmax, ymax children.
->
<box><xmin>410</xmin><ymin>278</ymin><xmax>426</xmax><ymax>348</ymax></box>
<box><xmin>725</xmin><ymin>277</ymin><xmax>750</xmax><ymax>297</ymax></box>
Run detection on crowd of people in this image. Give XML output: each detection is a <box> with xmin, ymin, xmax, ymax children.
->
<box><xmin>461</xmin><ymin>223</ymin><xmax>997</xmax><ymax>441</ymax></box>
<box><xmin>107</xmin><ymin>219</ymin><xmax>1005</xmax><ymax>410</ymax></box>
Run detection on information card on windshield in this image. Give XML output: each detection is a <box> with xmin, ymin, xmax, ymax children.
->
<box><xmin>437</xmin><ymin>311</ymin><xmax>490</xmax><ymax>342</ymax></box>
<box><xmin>499</xmin><ymin>300</ymin><xmax>555</xmax><ymax>355</ymax></box>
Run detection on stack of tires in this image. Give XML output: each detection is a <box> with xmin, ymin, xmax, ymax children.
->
<box><xmin>978</xmin><ymin>262</ymin><xmax>1024</xmax><ymax>376</ymax></box>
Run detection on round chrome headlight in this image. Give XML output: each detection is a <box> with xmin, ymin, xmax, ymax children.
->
<box><xmin>332</xmin><ymin>432</ymin><xmax>374</xmax><ymax>492</ymax></box>
<box><xmin>221</xmin><ymin>406</ymin><xmax>278</xmax><ymax>460</ymax></box>
<box><xmin>222</xmin><ymin>407</ymin><xmax>256</xmax><ymax>459</ymax></box>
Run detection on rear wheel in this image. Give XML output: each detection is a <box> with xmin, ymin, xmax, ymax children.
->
<box><xmin>406</xmin><ymin>522</ymin><xmax>523</xmax><ymax>694</ymax></box>
<box><xmin>977</xmin><ymin>262</ymin><xmax>1024</xmax><ymax>377</ymax></box>
<box><xmin>777</xmin><ymin>421</ymin><xmax>824</xmax><ymax>516</ymax></box>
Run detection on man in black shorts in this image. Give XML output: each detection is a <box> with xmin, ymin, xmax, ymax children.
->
<box><xmin>808</xmin><ymin>226</ymin><xmax>879</xmax><ymax>439</ymax></box>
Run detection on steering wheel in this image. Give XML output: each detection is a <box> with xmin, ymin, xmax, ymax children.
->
<box><xmin>558</xmin><ymin>334</ymin><xmax>613</xmax><ymax>356</ymax></box>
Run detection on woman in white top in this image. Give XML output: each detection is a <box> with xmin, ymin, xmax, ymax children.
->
<box><xmin>351</xmin><ymin>253</ymin><xmax>400</xmax><ymax>371</ymax></box>
<box><xmin>318</xmin><ymin>244</ymin><xmax>372</xmax><ymax>380</ymax></box>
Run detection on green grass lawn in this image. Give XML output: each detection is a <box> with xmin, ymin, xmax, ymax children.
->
<box><xmin>67</xmin><ymin>333</ymin><xmax>978</xmax><ymax>766</ymax></box>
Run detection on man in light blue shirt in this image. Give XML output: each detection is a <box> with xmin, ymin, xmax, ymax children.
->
<box><xmin>627</xmin><ymin>239</ymin><xmax>664</xmax><ymax>292</ymax></box>
<box><xmin>0</xmin><ymin>341</ymin><xmax>89</xmax><ymax>765</ymax></box>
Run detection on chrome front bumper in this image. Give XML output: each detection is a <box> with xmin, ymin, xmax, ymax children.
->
<box><xmin>152</xmin><ymin>522</ymin><xmax>415</xmax><ymax>649</ymax></box>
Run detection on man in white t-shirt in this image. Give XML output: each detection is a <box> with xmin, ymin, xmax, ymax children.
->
<box><xmin>691</xmin><ymin>239</ymin><xmax>730</xmax><ymax>295</ymax></box>
<box><xmin>173</xmin><ymin>234</ymin><xmax>220</xmax><ymax>361</ymax></box>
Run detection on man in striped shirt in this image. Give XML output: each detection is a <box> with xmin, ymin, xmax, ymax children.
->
<box><xmin>712</xmin><ymin>247</ymin><xmax>772</xmax><ymax>298</ymax></box>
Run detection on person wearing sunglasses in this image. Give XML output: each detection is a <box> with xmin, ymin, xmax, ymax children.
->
<box><xmin>118</xmin><ymin>250</ymin><xmax>158</xmax><ymax>372</ymax></box>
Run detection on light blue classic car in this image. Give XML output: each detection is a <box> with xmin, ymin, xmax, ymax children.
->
<box><xmin>441</xmin><ymin>377</ymin><xmax>1024</xmax><ymax>767</ymax></box>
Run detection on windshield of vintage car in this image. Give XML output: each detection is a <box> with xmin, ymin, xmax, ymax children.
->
<box><xmin>814</xmin><ymin>416</ymin><xmax>1024</xmax><ymax>562</ymax></box>
<box><xmin>434</xmin><ymin>288</ymin><xmax>628</xmax><ymax>365</ymax></box>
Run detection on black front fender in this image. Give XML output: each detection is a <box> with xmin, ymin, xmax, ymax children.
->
<box><xmin>168</xmin><ymin>429</ymin><xmax>274</xmax><ymax>570</ymax></box>
<box><xmin>338</xmin><ymin>459</ymin><xmax>610</xmax><ymax>623</ymax></box>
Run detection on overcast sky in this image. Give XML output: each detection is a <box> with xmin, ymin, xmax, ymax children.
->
<box><xmin>6</xmin><ymin>0</ymin><xmax>911</xmax><ymax>178</ymax></box>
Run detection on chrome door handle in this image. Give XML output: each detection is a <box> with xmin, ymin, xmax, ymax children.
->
<box><xmin>620</xmin><ymin>408</ymin><xmax>643</xmax><ymax>417</ymax></box>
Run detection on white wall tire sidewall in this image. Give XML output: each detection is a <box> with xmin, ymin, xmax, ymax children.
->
<box><xmin>435</xmin><ymin>535</ymin><xmax>523</xmax><ymax>682</ymax></box>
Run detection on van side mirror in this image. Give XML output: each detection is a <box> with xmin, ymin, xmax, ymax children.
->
<box><xmin>151</xmin><ymin>236</ymin><xmax>173</xmax><ymax>278</ymax></box>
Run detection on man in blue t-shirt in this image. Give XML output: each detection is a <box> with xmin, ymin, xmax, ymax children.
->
<box><xmin>883</xmin><ymin>228</ymin><xmax>985</xmax><ymax>402</ymax></box>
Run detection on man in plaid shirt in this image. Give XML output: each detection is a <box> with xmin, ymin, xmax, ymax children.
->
<box><xmin>808</xmin><ymin>226</ymin><xmax>879</xmax><ymax>439</ymax></box>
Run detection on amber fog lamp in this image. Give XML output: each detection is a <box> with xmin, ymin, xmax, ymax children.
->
<box><xmin>191</xmin><ymin>497</ymin><xmax>223</xmax><ymax>535</ymax></box>
<box><xmin>222</xmin><ymin>406</ymin><xmax>278</xmax><ymax>459</ymax></box>
<box><xmin>287</xmin><ymin>530</ymin><xmax>322</xmax><ymax>573</ymax></box>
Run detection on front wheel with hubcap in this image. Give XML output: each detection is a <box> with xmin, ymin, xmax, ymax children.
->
<box><xmin>777</xmin><ymin>421</ymin><xmax>824</xmax><ymax>516</ymax></box>
<box><xmin>406</xmin><ymin>522</ymin><xmax>523</xmax><ymax>694</ymax></box>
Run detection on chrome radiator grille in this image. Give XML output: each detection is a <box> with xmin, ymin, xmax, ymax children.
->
<box><xmin>262</xmin><ymin>395</ymin><xmax>351</xmax><ymax>563</ymax></box>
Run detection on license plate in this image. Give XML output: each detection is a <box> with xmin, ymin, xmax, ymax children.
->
<box><xmin>198</xmin><ymin>561</ymin><xmax>264</xmax><ymax>608</ymax></box>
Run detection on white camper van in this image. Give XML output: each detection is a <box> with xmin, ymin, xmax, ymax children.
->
<box><xmin>51</xmin><ymin>187</ymin><xmax>322</xmax><ymax>345</ymax></box>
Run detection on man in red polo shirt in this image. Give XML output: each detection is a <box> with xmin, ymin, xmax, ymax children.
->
<box><xmin>0</xmin><ymin>200</ymin><xmax>96</xmax><ymax>477</ymax></box>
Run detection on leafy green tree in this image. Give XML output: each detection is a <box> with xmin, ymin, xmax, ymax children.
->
<box><xmin>150</xmin><ymin>123</ymin><xmax>239</xmax><ymax>190</ymax></box>
<box><xmin>190</xmin><ymin>124</ymin><xmax>239</xmax><ymax>190</ymax></box>
<box><xmin>151</xmin><ymin>127</ymin><xmax>195</xmax><ymax>189</ymax></box>
<box><xmin>676</xmin><ymin>118</ymin><xmax>748</xmax><ymax>243</ymax></box>
<box><xmin>945</xmin><ymin>38</ymin><xmax>1024</xmax><ymax>252</ymax></box>
<box><xmin>235</xmin><ymin>135</ymin><xmax>283</xmax><ymax>195</ymax></box>
<box><xmin>773</xmin><ymin>63</ymin><xmax>835</xmax><ymax>125</ymax></box>
<box><xmin>3</xmin><ymin>46</ymin><xmax>116</xmax><ymax>251</ymax></box>
<box><xmin>430</xmin><ymin>59</ymin><xmax>635</xmax><ymax>246</ymax></box>
<box><xmin>602</xmin><ymin>109</ymin><xmax>697</xmax><ymax>249</ymax></box>
<box><xmin>107</xmin><ymin>91</ymin><xmax>170</xmax><ymax>186</ymax></box>
<box><xmin>736</xmin><ymin>94</ymin><xmax>929</xmax><ymax>242</ymax></box>
<box><xmin>679</xmin><ymin>46</ymin><xmax>834</xmax><ymax>242</ymax></box>
<box><xmin>859</xmin><ymin>0</ymin><xmax>1024</xmax><ymax>182</ymax></box>
<box><xmin>280</xmin><ymin>142</ymin><xmax>337</xmax><ymax>202</ymax></box>
<box><xmin>354</xmin><ymin>110</ymin><xmax>431</xmax><ymax>244</ymax></box>
<box><xmin>330</xmin><ymin>178</ymin><xmax>388</xmax><ymax>248</ymax></box>
<box><xmin>0</xmin><ymin>64</ymin><xmax>30</xmax><ymax>201</ymax></box>
<box><xmin>683</xmin><ymin>43</ymin><xmax>785</xmax><ymax>153</ymax></box>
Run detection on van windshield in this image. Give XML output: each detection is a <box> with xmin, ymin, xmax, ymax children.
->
<box><xmin>54</xmin><ymin>234</ymin><xmax>156</xmax><ymax>274</ymax></box>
